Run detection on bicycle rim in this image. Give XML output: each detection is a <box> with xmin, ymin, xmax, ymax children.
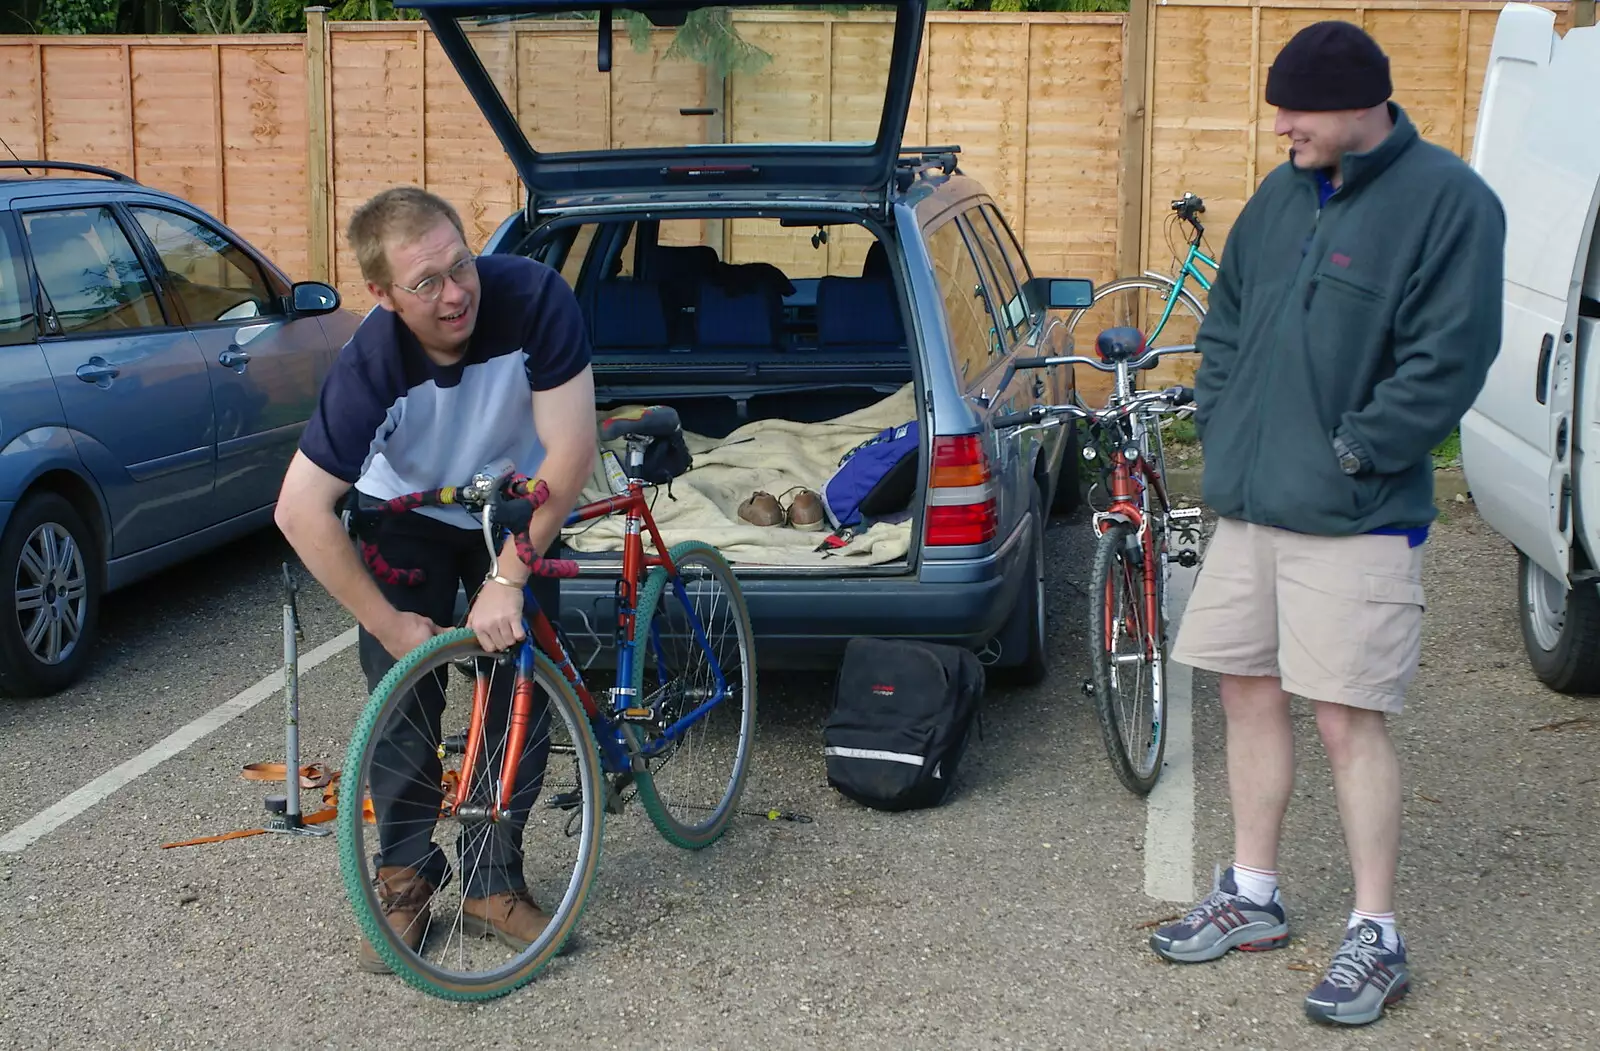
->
<box><xmin>1066</xmin><ymin>276</ymin><xmax>1206</xmax><ymax>396</ymax></box>
<box><xmin>1089</xmin><ymin>522</ymin><xmax>1167</xmax><ymax>794</ymax></box>
<box><xmin>628</xmin><ymin>540</ymin><xmax>757</xmax><ymax>849</ymax></box>
<box><xmin>337</xmin><ymin>627</ymin><xmax>605</xmax><ymax>1001</ymax></box>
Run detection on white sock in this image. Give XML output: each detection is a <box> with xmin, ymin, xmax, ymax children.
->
<box><xmin>1348</xmin><ymin>909</ymin><xmax>1399</xmax><ymax>952</ymax></box>
<box><xmin>1230</xmin><ymin>862</ymin><xmax>1278</xmax><ymax>906</ymax></box>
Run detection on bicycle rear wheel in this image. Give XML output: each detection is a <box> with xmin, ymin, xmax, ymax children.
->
<box><xmin>628</xmin><ymin>540</ymin><xmax>757</xmax><ymax>849</ymax></box>
<box><xmin>337</xmin><ymin>627</ymin><xmax>605</xmax><ymax>1001</ymax></box>
<box><xmin>1088</xmin><ymin>521</ymin><xmax>1168</xmax><ymax>795</ymax></box>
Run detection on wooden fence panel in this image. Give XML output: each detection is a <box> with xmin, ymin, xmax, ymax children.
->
<box><xmin>0</xmin><ymin>35</ymin><xmax>310</xmax><ymax>284</ymax></box>
<box><xmin>0</xmin><ymin>1</ymin><xmax>1582</xmax><ymax>336</ymax></box>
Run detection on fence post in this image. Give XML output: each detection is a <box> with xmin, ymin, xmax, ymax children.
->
<box><xmin>1117</xmin><ymin>0</ymin><xmax>1151</xmax><ymax>282</ymax></box>
<box><xmin>305</xmin><ymin>5</ymin><xmax>333</xmax><ymax>284</ymax></box>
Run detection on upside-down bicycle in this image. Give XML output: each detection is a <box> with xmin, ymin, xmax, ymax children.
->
<box><xmin>993</xmin><ymin>328</ymin><xmax>1206</xmax><ymax>795</ymax></box>
<box><xmin>334</xmin><ymin>405</ymin><xmax>756</xmax><ymax>1001</ymax></box>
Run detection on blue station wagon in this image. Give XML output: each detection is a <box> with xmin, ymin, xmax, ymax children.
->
<box><xmin>0</xmin><ymin>160</ymin><xmax>357</xmax><ymax>696</ymax></box>
<box><xmin>408</xmin><ymin>0</ymin><xmax>1099</xmax><ymax>686</ymax></box>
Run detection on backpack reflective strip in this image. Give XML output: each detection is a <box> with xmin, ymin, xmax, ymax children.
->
<box><xmin>823</xmin><ymin>745</ymin><xmax>925</xmax><ymax>766</ymax></box>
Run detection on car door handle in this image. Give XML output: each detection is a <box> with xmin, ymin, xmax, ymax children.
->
<box><xmin>1536</xmin><ymin>332</ymin><xmax>1553</xmax><ymax>405</ymax></box>
<box><xmin>219</xmin><ymin>347</ymin><xmax>251</xmax><ymax>369</ymax></box>
<box><xmin>74</xmin><ymin>357</ymin><xmax>120</xmax><ymax>384</ymax></box>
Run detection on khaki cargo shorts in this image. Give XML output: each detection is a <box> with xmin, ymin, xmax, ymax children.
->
<box><xmin>1170</xmin><ymin>517</ymin><xmax>1427</xmax><ymax>713</ymax></box>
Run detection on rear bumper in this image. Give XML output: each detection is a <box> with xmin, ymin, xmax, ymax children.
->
<box><xmin>550</xmin><ymin>520</ymin><xmax>1030</xmax><ymax>672</ymax></box>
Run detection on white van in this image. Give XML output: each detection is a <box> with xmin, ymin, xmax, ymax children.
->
<box><xmin>1461</xmin><ymin>3</ymin><xmax>1600</xmax><ymax>692</ymax></box>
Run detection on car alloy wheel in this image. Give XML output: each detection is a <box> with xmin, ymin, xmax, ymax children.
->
<box><xmin>16</xmin><ymin>520</ymin><xmax>89</xmax><ymax>666</ymax></box>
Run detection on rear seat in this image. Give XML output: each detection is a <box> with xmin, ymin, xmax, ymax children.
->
<box><xmin>814</xmin><ymin>276</ymin><xmax>906</xmax><ymax>355</ymax></box>
<box><xmin>589</xmin><ymin>278</ymin><xmax>670</xmax><ymax>351</ymax></box>
<box><xmin>695</xmin><ymin>280</ymin><xmax>782</xmax><ymax>353</ymax></box>
<box><xmin>654</xmin><ymin>244</ymin><xmax>720</xmax><ymax>344</ymax></box>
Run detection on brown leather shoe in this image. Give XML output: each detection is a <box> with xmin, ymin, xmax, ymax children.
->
<box><xmin>357</xmin><ymin>865</ymin><xmax>435</xmax><ymax>974</ymax></box>
<box><xmin>738</xmin><ymin>490</ymin><xmax>783</xmax><ymax>527</ymax></box>
<box><xmin>462</xmin><ymin>888</ymin><xmax>553</xmax><ymax>951</ymax></box>
<box><xmin>784</xmin><ymin>489</ymin><xmax>825</xmax><ymax>531</ymax></box>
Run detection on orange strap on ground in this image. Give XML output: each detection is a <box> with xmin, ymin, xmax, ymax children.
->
<box><xmin>239</xmin><ymin>761</ymin><xmax>332</xmax><ymax>789</ymax></box>
<box><xmin>160</xmin><ymin>766</ymin><xmax>453</xmax><ymax>849</ymax></box>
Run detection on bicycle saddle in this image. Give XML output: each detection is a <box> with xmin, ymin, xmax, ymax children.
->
<box><xmin>1096</xmin><ymin>326</ymin><xmax>1146</xmax><ymax>363</ymax></box>
<box><xmin>599</xmin><ymin>405</ymin><xmax>682</xmax><ymax>443</ymax></box>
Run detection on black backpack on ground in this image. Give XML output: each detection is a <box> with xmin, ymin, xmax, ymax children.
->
<box><xmin>822</xmin><ymin>637</ymin><xmax>986</xmax><ymax>811</ymax></box>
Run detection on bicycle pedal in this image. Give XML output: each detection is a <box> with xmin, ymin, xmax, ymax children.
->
<box><xmin>1170</xmin><ymin>506</ymin><xmax>1203</xmax><ymax>520</ymax></box>
<box><xmin>619</xmin><ymin>707</ymin><xmax>657</xmax><ymax>723</ymax></box>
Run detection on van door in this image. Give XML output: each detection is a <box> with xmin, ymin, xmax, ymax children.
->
<box><xmin>1461</xmin><ymin>6</ymin><xmax>1600</xmax><ymax>583</ymax></box>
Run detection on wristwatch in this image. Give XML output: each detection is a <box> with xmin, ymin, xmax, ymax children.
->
<box><xmin>1332</xmin><ymin>434</ymin><xmax>1362</xmax><ymax>476</ymax></box>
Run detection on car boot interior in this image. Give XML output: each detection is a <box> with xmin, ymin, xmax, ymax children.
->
<box><xmin>523</xmin><ymin>214</ymin><xmax>922</xmax><ymax>571</ymax></box>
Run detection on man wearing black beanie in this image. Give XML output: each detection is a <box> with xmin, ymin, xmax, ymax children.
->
<box><xmin>1145</xmin><ymin>20</ymin><xmax>1506</xmax><ymax>1029</ymax></box>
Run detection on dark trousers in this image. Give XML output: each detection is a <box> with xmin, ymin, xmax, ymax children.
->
<box><xmin>357</xmin><ymin>511</ymin><xmax>559</xmax><ymax>898</ymax></box>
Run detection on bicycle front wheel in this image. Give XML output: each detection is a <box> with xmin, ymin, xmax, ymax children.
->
<box><xmin>628</xmin><ymin>540</ymin><xmax>757</xmax><ymax>849</ymax></box>
<box><xmin>1089</xmin><ymin>521</ymin><xmax>1168</xmax><ymax>795</ymax></box>
<box><xmin>337</xmin><ymin>627</ymin><xmax>605</xmax><ymax>1001</ymax></box>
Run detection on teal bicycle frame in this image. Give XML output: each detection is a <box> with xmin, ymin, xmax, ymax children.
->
<box><xmin>1142</xmin><ymin>236</ymin><xmax>1216</xmax><ymax>346</ymax></box>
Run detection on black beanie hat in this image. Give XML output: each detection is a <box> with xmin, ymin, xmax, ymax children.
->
<box><xmin>1265</xmin><ymin>21</ymin><xmax>1392</xmax><ymax>111</ymax></box>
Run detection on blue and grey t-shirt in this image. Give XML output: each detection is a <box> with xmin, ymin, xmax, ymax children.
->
<box><xmin>299</xmin><ymin>254</ymin><xmax>592</xmax><ymax>529</ymax></box>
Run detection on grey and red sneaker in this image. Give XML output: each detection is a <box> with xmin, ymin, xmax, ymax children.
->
<box><xmin>1149</xmin><ymin>864</ymin><xmax>1290</xmax><ymax>963</ymax></box>
<box><xmin>1303</xmin><ymin>919</ymin><xmax>1410</xmax><ymax>1026</ymax></box>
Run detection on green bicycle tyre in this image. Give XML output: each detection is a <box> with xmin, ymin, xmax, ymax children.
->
<box><xmin>628</xmin><ymin>540</ymin><xmax>757</xmax><ymax>849</ymax></box>
<box><xmin>336</xmin><ymin>627</ymin><xmax>606</xmax><ymax>1001</ymax></box>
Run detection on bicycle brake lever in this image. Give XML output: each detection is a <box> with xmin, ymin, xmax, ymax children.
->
<box><xmin>464</xmin><ymin>458</ymin><xmax>518</xmax><ymax>508</ymax></box>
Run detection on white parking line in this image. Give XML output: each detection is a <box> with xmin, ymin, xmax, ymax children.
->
<box><xmin>1144</xmin><ymin>563</ymin><xmax>1197</xmax><ymax>903</ymax></box>
<box><xmin>0</xmin><ymin>626</ymin><xmax>359</xmax><ymax>855</ymax></box>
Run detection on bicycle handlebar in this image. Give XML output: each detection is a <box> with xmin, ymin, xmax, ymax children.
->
<box><xmin>992</xmin><ymin>384</ymin><xmax>1195</xmax><ymax>431</ymax></box>
<box><xmin>1013</xmin><ymin>342</ymin><xmax>1197</xmax><ymax>376</ymax></box>
<box><xmin>343</xmin><ymin>463</ymin><xmax>581</xmax><ymax>587</ymax></box>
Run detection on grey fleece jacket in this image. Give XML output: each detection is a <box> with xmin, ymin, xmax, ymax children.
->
<box><xmin>1191</xmin><ymin>103</ymin><xmax>1505</xmax><ymax>537</ymax></box>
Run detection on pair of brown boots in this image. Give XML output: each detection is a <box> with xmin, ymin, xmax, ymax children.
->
<box><xmin>738</xmin><ymin>488</ymin><xmax>824</xmax><ymax>531</ymax></box>
<box><xmin>357</xmin><ymin>865</ymin><xmax>556</xmax><ymax>973</ymax></box>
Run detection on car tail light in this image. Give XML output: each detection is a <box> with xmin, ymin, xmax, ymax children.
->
<box><xmin>926</xmin><ymin>434</ymin><xmax>997</xmax><ymax>546</ymax></box>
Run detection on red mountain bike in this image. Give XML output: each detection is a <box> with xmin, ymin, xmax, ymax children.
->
<box><xmin>994</xmin><ymin>328</ymin><xmax>1204</xmax><ymax>794</ymax></box>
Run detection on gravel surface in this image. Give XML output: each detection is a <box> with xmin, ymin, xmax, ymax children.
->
<box><xmin>1</xmin><ymin>496</ymin><xmax>1596</xmax><ymax>1049</ymax></box>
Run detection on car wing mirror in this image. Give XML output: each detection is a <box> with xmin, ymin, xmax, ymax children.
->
<box><xmin>291</xmin><ymin>280</ymin><xmax>341</xmax><ymax>316</ymax></box>
<box><xmin>1024</xmin><ymin>276</ymin><xmax>1094</xmax><ymax>314</ymax></box>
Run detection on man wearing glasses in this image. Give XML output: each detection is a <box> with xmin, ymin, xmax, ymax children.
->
<box><xmin>274</xmin><ymin>186</ymin><xmax>596</xmax><ymax>973</ymax></box>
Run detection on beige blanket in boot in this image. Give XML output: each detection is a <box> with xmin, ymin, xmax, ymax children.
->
<box><xmin>563</xmin><ymin>384</ymin><xmax>919</xmax><ymax>567</ymax></box>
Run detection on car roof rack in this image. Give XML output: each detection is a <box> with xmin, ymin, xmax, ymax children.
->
<box><xmin>0</xmin><ymin>160</ymin><xmax>136</xmax><ymax>182</ymax></box>
<box><xmin>894</xmin><ymin>145</ymin><xmax>961</xmax><ymax>191</ymax></box>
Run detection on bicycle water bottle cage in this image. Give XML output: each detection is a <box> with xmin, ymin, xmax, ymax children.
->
<box><xmin>1096</xmin><ymin>326</ymin><xmax>1146</xmax><ymax>364</ymax></box>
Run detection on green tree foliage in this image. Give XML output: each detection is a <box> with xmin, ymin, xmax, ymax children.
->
<box><xmin>34</xmin><ymin>0</ymin><xmax>120</xmax><ymax>33</ymax></box>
